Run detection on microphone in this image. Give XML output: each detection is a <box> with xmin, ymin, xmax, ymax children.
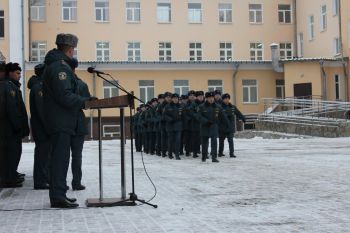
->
<box><xmin>87</xmin><ymin>67</ymin><xmax>107</xmax><ymax>75</ymax></box>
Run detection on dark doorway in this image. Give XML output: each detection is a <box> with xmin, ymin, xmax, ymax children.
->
<box><xmin>293</xmin><ymin>83</ymin><xmax>312</xmax><ymax>99</ymax></box>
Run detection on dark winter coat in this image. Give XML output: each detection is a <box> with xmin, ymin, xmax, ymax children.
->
<box><xmin>163</xmin><ymin>102</ymin><xmax>183</xmax><ymax>132</ymax></box>
<box><xmin>197</xmin><ymin>101</ymin><xmax>228</xmax><ymax>137</ymax></box>
<box><xmin>219</xmin><ymin>103</ymin><xmax>245</xmax><ymax>134</ymax></box>
<box><xmin>42</xmin><ymin>49</ymin><xmax>88</xmax><ymax>135</ymax></box>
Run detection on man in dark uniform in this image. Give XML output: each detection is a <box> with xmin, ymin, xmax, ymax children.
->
<box><xmin>155</xmin><ymin>94</ymin><xmax>164</xmax><ymax>156</ymax></box>
<box><xmin>179</xmin><ymin>94</ymin><xmax>188</xmax><ymax>156</ymax></box>
<box><xmin>219</xmin><ymin>93</ymin><xmax>245</xmax><ymax>158</ymax></box>
<box><xmin>160</xmin><ymin>92</ymin><xmax>172</xmax><ymax>157</ymax></box>
<box><xmin>214</xmin><ymin>90</ymin><xmax>222</xmax><ymax>104</ymax></box>
<box><xmin>190</xmin><ymin>91</ymin><xmax>204</xmax><ymax>158</ymax></box>
<box><xmin>133</xmin><ymin>107</ymin><xmax>141</xmax><ymax>152</ymax></box>
<box><xmin>182</xmin><ymin>90</ymin><xmax>195</xmax><ymax>157</ymax></box>
<box><xmin>0</xmin><ymin>62</ymin><xmax>6</xmax><ymax>187</ymax></box>
<box><xmin>143</xmin><ymin>102</ymin><xmax>152</xmax><ymax>154</ymax></box>
<box><xmin>69</xmin><ymin>58</ymin><xmax>91</xmax><ymax>191</ymax></box>
<box><xmin>43</xmin><ymin>33</ymin><xmax>90</xmax><ymax>208</ymax></box>
<box><xmin>147</xmin><ymin>98</ymin><xmax>158</xmax><ymax>155</ymax></box>
<box><xmin>163</xmin><ymin>93</ymin><xmax>183</xmax><ymax>160</ymax></box>
<box><xmin>197</xmin><ymin>92</ymin><xmax>228</xmax><ymax>163</ymax></box>
<box><xmin>138</xmin><ymin>104</ymin><xmax>147</xmax><ymax>153</ymax></box>
<box><xmin>3</xmin><ymin>62</ymin><xmax>30</xmax><ymax>187</ymax></box>
<box><xmin>28</xmin><ymin>63</ymin><xmax>50</xmax><ymax>189</ymax></box>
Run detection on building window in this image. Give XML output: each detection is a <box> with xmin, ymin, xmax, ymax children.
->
<box><xmin>219</xmin><ymin>42</ymin><xmax>233</xmax><ymax>61</ymax></box>
<box><xmin>308</xmin><ymin>15</ymin><xmax>315</xmax><ymax>40</ymax></box>
<box><xmin>279</xmin><ymin>43</ymin><xmax>293</xmax><ymax>59</ymax></box>
<box><xmin>128</xmin><ymin>42</ymin><xmax>141</xmax><ymax>61</ymax></box>
<box><xmin>188</xmin><ymin>3</ymin><xmax>202</xmax><ymax>23</ymax></box>
<box><xmin>174</xmin><ymin>80</ymin><xmax>189</xmax><ymax>95</ymax></box>
<box><xmin>95</xmin><ymin>0</ymin><xmax>109</xmax><ymax>22</ymax></box>
<box><xmin>96</xmin><ymin>42</ymin><xmax>110</xmax><ymax>61</ymax></box>
<box><xmin>126</xmin><ymin>1</ymin><xmax>140</xmax><ymax>23</ymax></box>
<box><xmin>30</xmin><ymin>0</ymin><xmax>46</xmax><ymax>21</ymax></box>
<box><xmin>189</xmin><ymin>42</ymin><xmax>202</xmax><ymax>61</ymax></box>
<box><xmin>208</xmin><ymin>80</ymin><xmax>223</xmax><ymax>92</ymax></box>
<box><xmin>334</xmin><ymin>37</ymin><xmax>341</xmax><ymax>54</ymax></box>
<box><xmin>335</xmin><ymin>74</ymin><xmax>340</xmax><ymax>100</ymax></box>
<box><xmin>276</xmin><ymin>80</ymin><xmax>285</xmax><ymax>99</ymax></box>
<box><xmin>298</xmin><ymin>33</ymin><xmax>304</xmax><ymax>57</ymax></box>
<box><xmin>103</xmin><ymin>80</ymin><xmax>119</xmax><ymax>98</ymax></box>
<box><xmin>249</xmin><ymin>4</ymin><xmax>262</xmax><ymax>24</ymax></box>
<box><xmin>139</xmin><ymin>80</ymin><xmax>154</xmax><ymax>102</ymax></box>
<box><xmin>62</xmin><ymin>0</ymin><xmax>77</xmax><ymax>21</ymax></box>
<box><xmin>159</xmin><ymin>42</ymin><xmax>172</xmax><ymax>61</ymax></box>
<box><xmin>321</xmin><ymin>5</ymin><xmax>327</xmax><ymax>31</ymax></box>
<box><xmin>278</xmin><ymin>4</ymin><xmax>291</xmax><ymax>24</ymax></box>
<box><xmin>219</xmin><ymin>3</ymin><xmax>232</xmax><ymax>23</ymax></box>
<box><xmin>243</xmin><ymin>80</ymin><xmax>258</xmax><ymax>103</ymax></box>
<box><xmin>0</xmin><ymin>11</ymin><xmax>4</xmax><ymax>38</ymax></box>
<box><xmin>103</xmin><ymin>125</ymin><xmax>120</xmax><ymax>137</ymax></box>
<box><xmin>250</xmin><ymin>42</ymin><xmax>263</xmax><ymax>61</ymax></box>
<box><xmin>157</xmin><ymin>2</ymin><xmax>171</xmax><ymax>23</ymax></box>
<box><xmin>333</xmin><ymin>0</ymin><xmax>339</xmax><ymax>16</ymax></box>
<box><xmin>31</xmin><ymin>41</ymin><xmax>47</xmax><ymax>62</ymax></box>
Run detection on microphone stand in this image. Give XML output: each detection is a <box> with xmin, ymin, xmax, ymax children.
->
<box><xmin>94</xmin><ymin>72</ymin><xmax>158</xmax><ymax>208</ymax></box>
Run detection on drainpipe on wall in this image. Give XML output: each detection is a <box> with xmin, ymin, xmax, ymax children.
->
<box><xmin>21</xmin><ymin>0</ymin><xmax>26</xmax><ymax>103</ymax></box>
<box><xmin>338</xmin><ymin>0</ymin><xmax>349</xmax><ymax>101</ymax></box>
<box><xmin>270</xmin><ymin>43</ymin><xmax>284</xmax><ymax>73</ymax></box>
<box><xmin>320</xmin><ymin>61</ymin><xmax>327</xmax><ymax>100</ymax></box>
<box><xmin>293</xmin><ymin>0</ymin><xmax>298</xmax><ymax>57</ymax></box>
<box><xmin>232</xmin><ymin>63</ymin><xmax>240</xmax><ymax>106</ymax></box>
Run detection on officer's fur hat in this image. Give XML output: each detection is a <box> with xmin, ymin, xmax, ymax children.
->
<box><xmin>56</xmin><ymin>33</ymin><xmax>79</xmax><ymax>48</ymax></box>
<box><xmin>171</xmin><ymin>93</ymin><xmax>179</xmax><ymax>98</ymax></box>
<box><xmin>150</xmin><ymin>98</ymin><xmax>158</xmax><ymax>103</ymax></box>
<box><xmin>5</xmin><ymin>62</ymin><xmax>22</xmax><ymax>74</ymax></box>
<box><xmin>164</xmin><ymin>92</ymin><xmax>172</xmax><ymax>97</ymax></box>
<box><xmin>195</xmin><ymin>91</ymin><xmax>204</xmax><ymax>97</ymax></box>
<box><xmin>34</xmin><ymin>63</ymin><xmax>45</xmax><ymax>76</ymax></box>
<box><xmin>158</xmin><ymin>94</ymin><xmax>165</xmax><ymax>99</ymax></box>
<box><xmin>222</xmin><ymin>93</ymin><xmax>231</xmax><ymax>100</ymax></box>
<box><xmin>205</xmin><ymin>91</ymin><xmax>215</xmax><ymax>98</ymax></box>
<box><xmin>188</xmin><ymin>90</ymin><xmax>196</xmax><ymax>96</ymax></box>
<box><xmin>214</xmin><ymin>90</ymin><xmax>222</xmax><ymax>96</ymax></box>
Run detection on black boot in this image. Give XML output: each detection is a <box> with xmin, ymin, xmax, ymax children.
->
<box><xmin>230</xmin><ymin>154</ymin><xmax>237</xmax><ymax>158</ymax></box>
<box><xmin>212</xmin><ymin>158</ymin><xmax>219</xmax><ymax>163</ymax></box>
<box><xmin>169</xmin><ymin>154</ymin><xmax>174</xmax><ymax>159</ymax></box>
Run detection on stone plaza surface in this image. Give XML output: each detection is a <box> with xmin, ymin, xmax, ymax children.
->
<box><xmin>0</xmin><ymin>137</ymin><xmax>350</xmax><ymax>233</ymax></box>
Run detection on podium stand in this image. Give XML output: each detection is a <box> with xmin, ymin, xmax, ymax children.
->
<box><xmin>85</xmin><ymin>95</ymin><xmax>135</xmax><ymax>207</ymax></box>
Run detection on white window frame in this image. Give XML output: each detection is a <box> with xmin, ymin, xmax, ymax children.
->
<box><xmin>96</xmin><ymin>41</ymin><xmax>110</xmax><ymax>61</ymax></box>
<box><xmin>31</xmin><ymin>41</ymin><xmax>47</xmax><ymax>62</ymax></box>
<box><xmin>219</xmin><ymin>42</ymin><xmax>233</xmax><ymax>61</ymax></box>
<box><xmin>62</xmin><ymin>0</ymin><xmax>77</xmax><ymax>22</ymax></box>
<box><xmin>333</xmin><ymin>0</ymin><xmax>339</xmax><ymax>16</ymax></box>
<box><xmin>308</xmin><ymin>15</ymin><xmax>315</xmax><ymax>41</ymax></box>
<box><xmin>208</xmin><ymin>80</ymin><xmax>223</xmax><ymax>93</ymax></box>
<box><xmin>174</xmin><ymin>80</ymin><xmax>190</xmax><ymax>96</ymax></box>
<box><xmin>0</xmin><ymin>10</ymin><xmax>4</xmax><ymax>39</ymax></box>
<box><xmin>127</xmin><ymin>42</ymin><xmax>141</xmax><ymax>61</ymax></box>
<box><xmin>218</xmin><ymin>3</ymin><xmax>232</xmax><ymax>23</ymax></box>
<box><xmin>249</xmin><ymin>4</ymin><xmax>263</xmax><ymax>24</ymax></box>
<box><xmin>278</xmin><ymin>4</ymin><xmax>292</xmax><ymax>24</ymax></box>
<box><xmin>188</xmin><ymin>2</ymin><xmax>202</xmax><ymax>24</ymax></box>
<box><xmin>139</xmin><ymin>80</ymin><xmax>154</xmax><ymax>102</ymax></box>
<box><xmin>320</xmin><ymin>5</ymin><xmax>327</xmax><ymax>31</ymax></box>
<box><xmin>189</xmin><ymin>42</ymin><xmax>203</xmax><ymax>61</ymax></box>
<box><xmin>95</xmin><ymin>0</ymin><xmax>109</xmax><ymax>22</ymax></box>
<box><xmin>279</xmin><ymin>42</ymin><xmax>293</xmax><ymax>60</ymax></box>
<box><xmin>157</xmin><ymin>2</ymin><xmax>171</xmax><ymax>23</ymax></box>
<box><xmin>250</xmin><ymin>42</ymin><xmax>264</xmax><ymax>61</ymax></box>
<box><xmin>126</xmin><ymin>1</ymin><xmax>141</xmax><ymax>23</ymax></box>
<box><xmin>103</xmin><ymin>125</ymin><xmax>120</xmax><ymax>137</ymax></box>
<box><xmin>103</xmin><ymin>80</ymin><xmax>119</xmax><ymax>98</ymax></box>
<box><xmin>334</xmin><ymin>37</ymin><xmax>341</xmax><ymax>55</ymax></box>
<box><xmin>159</xmin><ymin>42</ymin><xmax>172</xmax><ymax>61</ymax></box>
<box><xmin>243</xmin><ymin>79</ymin><xmax>258</xmax><ymax>104</ymax></box>
<box><xmin>30</xmin><ymin>0</ymin><xmax>46</xmax><ymax>21</ymax></box>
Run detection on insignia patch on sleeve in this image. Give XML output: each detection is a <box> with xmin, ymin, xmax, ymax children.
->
<box><xmin>58</xmin><ymin>72</ymin><xmax>67</xmax><ymax>80</ymax></box>
<box><xmin>10</xmin><ymin>90</ymin><xmax>16</xmax><ymax>97</ymax></box>
<box><xmin>38</xmin><ymin>91</ymin><xmax>43</xmax><ymax>97</ymax></box>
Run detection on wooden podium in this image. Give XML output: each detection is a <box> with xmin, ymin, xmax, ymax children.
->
<box><xmin>85</xmin><ymin>95</ymin><xmax>135</xmax><ymax>207</ymax></box>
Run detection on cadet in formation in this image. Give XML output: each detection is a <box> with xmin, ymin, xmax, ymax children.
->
<box><xmin>0</xmin><ymin>62</ymin><xmax>6</xmax><ymax>187</ymax></box>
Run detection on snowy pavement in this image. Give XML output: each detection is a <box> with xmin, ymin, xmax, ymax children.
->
<box><xmin>1</xmin><ymin>136</ymin><xmax>350</xmax><ymax>233</ymax></box>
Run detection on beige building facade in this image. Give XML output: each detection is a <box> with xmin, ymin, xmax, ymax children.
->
<box><xmin>0</xmin><ymin>0</ymin><xmax>349</xmax><ymax>137</ymax></box>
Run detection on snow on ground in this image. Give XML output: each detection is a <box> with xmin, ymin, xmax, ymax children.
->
<box><xmin>1</xmin><ymin>136</ymin><xmax>350</xmax><ymax>233</ymax></box>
